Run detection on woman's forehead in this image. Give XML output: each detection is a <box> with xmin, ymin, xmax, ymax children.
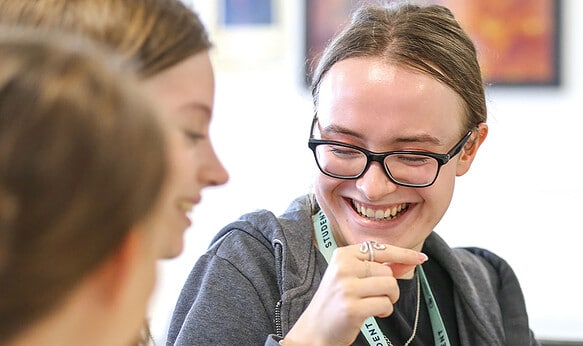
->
<box><xmin>316</xmin><ymin>57</ymin><xmax>465</xmax><ymax>134</ymax></box>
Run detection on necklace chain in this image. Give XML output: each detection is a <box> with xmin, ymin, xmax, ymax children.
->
<box><xmin>383</xmin><ymin>271</ymin><xmax>421</xmax><ymax>346</ymax></box>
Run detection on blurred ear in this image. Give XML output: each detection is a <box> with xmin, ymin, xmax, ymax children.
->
<box><xmin>90</xmin><ymin>230</ymin><xmax>141</xmax><ymax>307</ymax></box>
<box><xmin>74</xmin><ymin>227</ymin><xmax>155</xmax><ymax>346</ymax></box>
<box><xmin>456</xmin><ymin>122</ymin><xmax>488</xmax><ymax>176</ymax></box>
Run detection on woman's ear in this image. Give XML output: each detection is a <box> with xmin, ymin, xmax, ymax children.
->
<box><xmin>90</xmin><ymin>230</ymin><xmax>142</xmax><ymax>306</ymax></box>
<box><xmin>76</xmin><ymin>227</ymin><xmax>156</xmax><ymax>346</ymax></box>
<box><xmin>456</xmin><ymin>122</ymin><xmax>488</xmax><ymax>176</ymax></box>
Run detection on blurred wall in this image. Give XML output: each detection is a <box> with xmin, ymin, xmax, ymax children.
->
<box><xmin>151</xmin><ymin>0</ymin><xmax>583</xmax><ymax>343</ymax></box>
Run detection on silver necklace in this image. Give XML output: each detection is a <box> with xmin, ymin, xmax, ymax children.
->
<box><xmin>383</xmin><ymin>271</ymin><xmax>421</xmax><ymax>346</ymax></box>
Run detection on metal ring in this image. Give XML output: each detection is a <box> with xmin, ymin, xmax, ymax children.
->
<box><xmin>359</xmin><ymin>240</ymin><xmax>387</xmax><ymax>262</ymax></box>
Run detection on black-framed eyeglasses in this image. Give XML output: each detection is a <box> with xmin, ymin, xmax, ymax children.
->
<box><xmin>307</xmin><ymin>116</ymin><xmax>473</xmax><ymax>188</ymax></box>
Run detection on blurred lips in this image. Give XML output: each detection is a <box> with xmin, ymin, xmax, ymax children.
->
<box><xmin>176</xmin><ymin>197</ymin><xmax>199</xmax><ymax>227</ymax></box>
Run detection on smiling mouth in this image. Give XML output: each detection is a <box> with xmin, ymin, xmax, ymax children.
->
<box><xmin>351</xmin><ymin>200</ymin><xmax>410</xmax><ymax>221</ymax></box>
<box><xmin>177</xmin><ymin>200</ymin><xmax>194</xmax><ymax>213</ymax></box>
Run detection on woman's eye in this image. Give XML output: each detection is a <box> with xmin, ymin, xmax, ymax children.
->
<box><xmin>183</xmin><ymin>130</ymin><xmax>205</xmax><ymax>143</ymax></box>
<box><xmin>329</xmin><ymin>146</ymin><xmax>360</xmax><ymax>157</ymax></box>
<box><xmin>396</xmin><ymin>154</ymin><xmax>431</xmax><ymax>165</ymax></box>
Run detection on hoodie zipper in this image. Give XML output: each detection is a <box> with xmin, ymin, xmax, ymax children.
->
<box><xmin>273</xmin><ymin>239</ymin><xmax>284</xmax><ymax>338</ymax></box>
<box><xmin>274</xmin><ymin>299</ymin><xmax>283</xmax><ymax>338</ymax></box>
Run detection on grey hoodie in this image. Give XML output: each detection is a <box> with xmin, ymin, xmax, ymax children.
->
<box><xmin>167</xmin><ymin>195</ymin><xmax>539</xmax><ymax>345</ymax></box>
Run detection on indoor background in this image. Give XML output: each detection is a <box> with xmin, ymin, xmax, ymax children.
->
<box><xmin>150</xmin><ymin>0</ymin><xmax>582</xmax><ymax>344</ymax></box>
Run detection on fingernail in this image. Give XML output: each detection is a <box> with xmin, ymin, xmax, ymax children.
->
<box><xmin>418</xmin><ymin>252</ymin><xmax>428</xmax><ymax>262</ymax></box>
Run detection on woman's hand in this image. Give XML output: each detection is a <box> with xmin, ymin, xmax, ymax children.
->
<box><xmin>281</xmin><ymin>243</ymin><xmax>427</xmax><ymax>346</ymax></box>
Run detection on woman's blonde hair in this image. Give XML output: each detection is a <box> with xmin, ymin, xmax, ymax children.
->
<box><xmin>0</xmin><ymin>0</ymin><xmax>211</xmax><ymax>77</ymax></box>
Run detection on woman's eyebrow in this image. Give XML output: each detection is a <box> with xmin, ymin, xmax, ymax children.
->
<box><xmin>319</xmin><ymin>123</ymin><xmax>362</xmax><ymax>138</ymax></box>
<box><xmin>320</xmin><ymin>124</ymin><xmax>443</xmax><ymax>146</ymax></box>
<box><xmin>393</xmin><ymin>134</ymin><xmax>442</xmax><ymax>146</ymax></box>
<box><xmin>179</xmin><ymin>102</ymin><xmax>212</xmax><ymax>117</ymax></box>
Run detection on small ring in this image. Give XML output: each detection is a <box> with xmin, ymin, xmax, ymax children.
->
<box><xmin>363</xmin><ymin>260</ymin><xmax>371</xmax><ymax>278</ymax></box>
<box><xmin>359</xmin><ymin>240</ymin><xmax>386</xmax><ymax>262</ymax></box>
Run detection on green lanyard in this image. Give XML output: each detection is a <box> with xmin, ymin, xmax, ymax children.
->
<box><xmin>312</xmin><ymin>209</ymin><xmax>450</xmax><ymax>346</ymax></box>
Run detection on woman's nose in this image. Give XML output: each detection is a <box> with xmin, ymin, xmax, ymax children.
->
<box><xmin>355</xmin><ymin>161</ymin><xmax>398</xmax><ymax>201</ymax></box>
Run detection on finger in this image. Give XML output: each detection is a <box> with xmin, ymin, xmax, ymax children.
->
<box><xmin>355</xmin><ymin>295</ymin><xmax>396</xmax><ymax>319</ymax></box>
<box><xmin>356</xmin><ymin>276</ymin><xmax>400</xmax><ymax>303</ymax></box>
<box><xmin>360</xmin><ymin>260</ymin><xmax>394</xmax><ymax>278</ymax></box>
<box><xmin>359</xmin><ymin>259</ymin><xmax>418</xmax><ymax>280</ymax></box>
<box><xmin>387</xmin><ymin>263</ymin><xmax>418</xmax><ymax>279</ymax></box>
<box><xmin>354</xmin><ymin>242</ymin><xmax>428</xmax><ymax>265</ymax></box>
<box><xmin>361</xmin><ymin>260</ymin><xmax>372</xmax><ymax>278</ymax></box>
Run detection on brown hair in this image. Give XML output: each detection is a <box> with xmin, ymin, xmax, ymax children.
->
<box><xmin>0</xmin><ymin>30</ymin><xmax>167</xmax><ymax>343</ymax></box>
<box><xmin>0</xmin><ymin>0</ymin><xmax>211</xmax><ymax>77</ymax></box>
<box><xmin>310</xmin><ymin>2</ymin><xmax>487</xmax><ymax>133</ymax></box>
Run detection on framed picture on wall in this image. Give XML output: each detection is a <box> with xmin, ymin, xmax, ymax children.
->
<box><xmin>304</xmin><ymin>0</ymin><xmax>561</xmax><ymax>87</ymax></box>
<box><xmin>211</xmin><ymin>0</ymin><xmax>284</xmax><ymax>69</ymax></box>
<box><xmin>220</xmin><ymin>0</ymin><xmax>273</xmax><ymax>26</ymax></box>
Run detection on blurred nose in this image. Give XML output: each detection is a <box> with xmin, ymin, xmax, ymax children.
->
<box><xmin>203</xmin><ymin>146</ymin><xmax>229</xmax><ymax>187</ymax></box>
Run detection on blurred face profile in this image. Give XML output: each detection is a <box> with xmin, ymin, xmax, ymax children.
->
<box><xmin>142</xmin><ymin>51</ymin><xmax>229</xmax><ymax>258</ymax></box>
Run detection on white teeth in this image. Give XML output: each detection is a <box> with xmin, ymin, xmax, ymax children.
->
<box><xmin>375</xmin><ymin>209</ymin><xmax>384</xmax><ymax>219</ymax></box>
<box><xmin>178</xmin><ymin>200</ymin><xmax>194</xmax><ymax>212</ymax></box>
<box><xmin>352</xmin><ymin>200</ymin><xmax>409</xmax><ymax>220</ymax></box>
<box><xmin>391</xmin><ymin>206</ymin><xmax>398</xmax><ymax>216</ymax></box>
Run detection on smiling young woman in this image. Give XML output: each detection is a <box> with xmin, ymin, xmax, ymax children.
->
<box><xmin>166</xmin><ymin>3</ymin><xmax>539</xmax><ymax>346</ymax></box>
<box><xmin>0</xmin><ymin>1</ymin><xmax>231</xmax><ymax>344</ymax></box>
<box><xmin>0</xmin><ymin>0</ymin><xmax>229</xmax><ymax>260</ymax></box>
